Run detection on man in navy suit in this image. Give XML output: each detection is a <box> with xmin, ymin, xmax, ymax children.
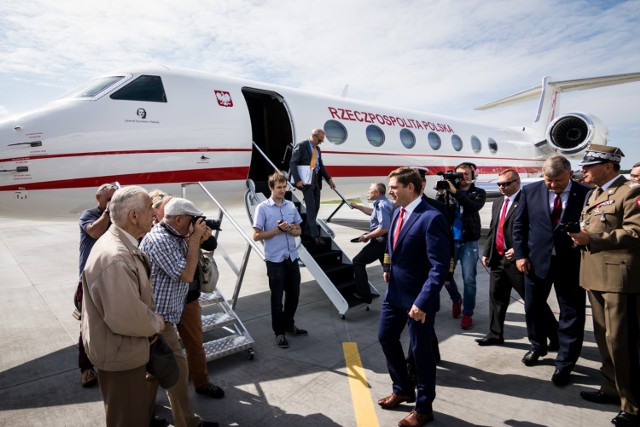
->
<box><xmin>377</xmin><ymin>167</ymin><xmax>450</xmax><ymax>426</ymax></box>
<box><xmin>289</xmin><ymin>128</ymin><xmax>335</xmax><ymax>245</ymax></box>
<box><xmin>513</xmin><ymin>155</ymin><xmax>589</xmax><ymax>386</ymax></box>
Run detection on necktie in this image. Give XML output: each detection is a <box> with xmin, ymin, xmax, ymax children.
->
<box><xmin>496</xmin><ymin>197</ymin><xmax>509</xmax><ymax>256</ymax></box>
<box><xmin>550</xmin><ymin>193</ymin><xmax>562</xmax><ymax>227</ymax></box>
<box><xmin>393</xmin><ymin>208</ymin><xmax>406</xmax><ymax>249</ymax></box>
<box><xmin>310</xmin><ymin>147</ymin><xmax>318</xmax><ymax>170</ymax></box>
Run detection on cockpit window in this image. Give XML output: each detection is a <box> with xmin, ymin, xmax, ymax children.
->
<box><xmin>110</xmin><ymin>75</ymin><xmax>167</xmax><ymax>102</ymax></box>
<box><xmin>64</xmin><ymin>76</ymin><xmax>125</xmax><ymax>98</ymax></box>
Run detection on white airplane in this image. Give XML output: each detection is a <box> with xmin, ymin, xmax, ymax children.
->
<box><xmin>1</xmin><ymin>65</ymin><xmax>640</xmax><ymax>218</ymax></box>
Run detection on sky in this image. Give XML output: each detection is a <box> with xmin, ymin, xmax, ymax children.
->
<box><xmin>1</xmin><ymin>0</ymin><xmax>640</xmax><ymax>168</ymax></box>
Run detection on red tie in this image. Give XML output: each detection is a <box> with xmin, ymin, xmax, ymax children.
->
<box><xmin>550</xmin><ymin>193</ymin><xmax>562</xmax><ymax>227</ymax></box>
<box><xmin>496</xmin><ymin>197</ymin><xmax>509</xmax><ymax>256</ymax></box>
<box><xmin>393</xmin><ymin>208</ymin><xmax>406</xmax><ymax>249</ymax></box>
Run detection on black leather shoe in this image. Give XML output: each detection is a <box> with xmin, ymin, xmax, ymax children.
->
<box><xmin>580</xmin><ymin>390</ymin><xmax>620</xmax><ymax>405</ymax></box>
<box><xmin>551</xmin><ymin>368</ymin><xmax>571</xmax><ymax>386</ymax></box>
<box><xmin>476</xmin><ymin>336</ymin><xmax>504</xmax><ymax>346</ymax></box>
<box><xmin>522</xmin><ymin>349</ymin><xmax>547</xmax><ymax>366</ymax></box>
<box><xmin>150</xmin><ymin>415</ymin><xmax>168</xmax><ymax>427</ymax></box>
<box><xmin>611</xmin><ymin>411</ymin><xmax>640</xmax><ymax>426</ymax></box>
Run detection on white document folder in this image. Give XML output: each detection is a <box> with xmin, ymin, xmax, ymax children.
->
<box><xmin>292</xmin><ymin>165</ymin><xmax>313</xmax><ymax>185</ymax></box>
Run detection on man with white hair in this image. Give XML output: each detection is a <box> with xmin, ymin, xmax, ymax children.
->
<box><xmin>140</xmin><ymin>197</ymin><xmax>218</xmax><ymax>427</ymax></box>
<box><xmin>81</xmin><ymin>186</ymin><xmax>165</xmax><ymax>427</ymax></box>
<box><xmin>289</xmin><ymin>128</ymin><xmax>336</xmax><ymax>245</ymax></box>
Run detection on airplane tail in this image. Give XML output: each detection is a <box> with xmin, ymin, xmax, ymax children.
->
<box><xmin>476</xmin><ymin>72</ymin><xmax>640</xmax><ymax>155</ymax></box>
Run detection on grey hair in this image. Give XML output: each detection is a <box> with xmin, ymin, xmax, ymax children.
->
<box><xmin>109</xmin><ymin>186</ymin><xmax>148</xmax><ymax>225</ymax></box>
<box><xmin>373</xmin><ymin>182</ymin><xmax>386</xmax><ymax>194</ymax></box>
<box><xmin>633</xmin><ymin>161</ymin><xmax>640</xmax><ymax>168</ymax></box>
<box><xmin>96</xmin><ymin>182</ymin><xmax>118</xmax><ymax>195</ymax></box>
<box><xmin>311</xmin><ymin>128</ymin><xmax>325</xmax><ymax>136</ymax></box>
<box><xmin>543</xmin><ymin>155</ymin><xmax>571</xmax><ymax>178</ymax></box>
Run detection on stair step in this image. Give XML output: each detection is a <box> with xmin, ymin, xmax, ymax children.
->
<box><xmin>199</xmin><ymin>290</ymin><xmax>224</xmax><ymax>307</ymax></box>
<box><xmin>203</xmin><ymin>334</ymin><xmax>254</xmax><ymax>361</ymax></box>
<box><xmin>313</xmin><ymin>249</ymin><xmax>343</xmax><ymax>267</ymax></box>
<box><xmin>324</xmin><ymin>263</ymin><xmax>354</xmax><ymax>283</ymax></box>
<box><xmin>201</xmin><ymin>312</ymin><xmax>236</xmax><ymax>333</ymax></box>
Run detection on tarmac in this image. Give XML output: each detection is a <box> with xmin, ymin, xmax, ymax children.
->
<box><xmin>0</xmin><ymin>199</ymin><xmax>622</xmax><ymax>427</ymax></box>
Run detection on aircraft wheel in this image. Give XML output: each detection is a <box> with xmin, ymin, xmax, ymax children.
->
<box><xmin>246</xmin><ymin>348</ymin><xmax>255</xmax><ymax>360</ymax></box>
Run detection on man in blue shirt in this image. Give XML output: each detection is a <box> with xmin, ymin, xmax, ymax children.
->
<box><xmin>76</xmin><ymin>182</ymin><xmax>118</xmax><ymax>388</ymax></box>
<box><xmin>253</xmin><ymin>172</ymin><xmax>306</xmax><ymax>349</ymax></box>
<box><xmin>351</xmin><ymin>182</ymin><xmax>393</xmax><ymax>304</ymax></box>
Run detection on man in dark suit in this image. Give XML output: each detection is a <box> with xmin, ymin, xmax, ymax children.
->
<box><xmin>513</xmin><ymin>155</ymin><xmax>590</xmax><ymax>386</ymax></box>
<box><xmin>478</xmin><ymin>169</ymin><xmax>558</xmax><ymax>346</ymax></box>
<box><xmin>377</xmin><ymin>167</ymin><xmax>450</xmax><ymax>427</ymax></box>
<box><xmin>289</xmin><ymin>128</ymin><xmax>335</xmax><ymax>245</ymax></box>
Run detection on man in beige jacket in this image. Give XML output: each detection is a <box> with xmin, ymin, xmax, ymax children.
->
<box><xmin>81</xmin><ymin>186</ymin><xmax>165</xmax><ymax>427</ymax></box>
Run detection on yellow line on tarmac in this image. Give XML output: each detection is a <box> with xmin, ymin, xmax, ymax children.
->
<box><xmin>343</xmin><ymin>342</ymin><xmax>380</xmax><ymax>427</ymax></box>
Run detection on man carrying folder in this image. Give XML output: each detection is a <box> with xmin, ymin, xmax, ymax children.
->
<box><xmin>290</xmin><ymin>128</ymin><xmax>336</xmax><ymax>245</ymax></box>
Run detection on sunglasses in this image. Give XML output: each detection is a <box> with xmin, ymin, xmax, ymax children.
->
<box><xmin>496</xmin><ymin>180</ymin><xmax>517</xmax><ymax>187</ymax></box>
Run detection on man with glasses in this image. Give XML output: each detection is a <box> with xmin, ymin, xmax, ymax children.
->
<box><xmin>289</xmin><ymin>128</ymin><xmax>336</xmax><ymax>245</ymax></box>
<box><xmin>140</xmin><ymin>198</ymin><xmax>218</xmax><ymax>427</ymax></box>
<box><xmin>253</xmin><ymin>172</ymin><xmax>306</xmax><ymax>349</ymax></box>
<box><xmin>478</xmin><ymin>170</ymin><xmax>558</xmax><ymax>348</ymax></box>
<box><xmin>76</xmin><ymin>182</ymin><xmax>119</xmax><ymax>388</ymax></box>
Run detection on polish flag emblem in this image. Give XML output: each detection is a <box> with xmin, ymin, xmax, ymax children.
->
<box><xmin>215</xmin><ymin>90</ymin><xmax>233</xmax><ymax>107</ymax></box>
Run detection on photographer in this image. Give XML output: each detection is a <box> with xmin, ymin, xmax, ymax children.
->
<box><xmin>436</xmin><ymin>162</ymin><xmax>486</xmax><ymax>330</ymax></box>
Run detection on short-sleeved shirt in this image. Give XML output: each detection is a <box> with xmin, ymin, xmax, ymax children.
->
<box><xmin>139</xmin><ymin>222</ymin><xmax>189</xmax><ymax>324</ymax></box>
<box><xmin>370</xmin><ymin>196</ymin><xmax>393</xmax><ymax>232</ymax></box>
<box><xmin>79</xmin><ymin>207</ymin><xmax>108</xmax><ymax>279</ymax></box>
<box><xmin>253</xmin><ymin>197</ymin><xmax>303</xmax><ymax>262</ymax></box>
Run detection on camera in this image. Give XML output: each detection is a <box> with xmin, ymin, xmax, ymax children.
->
<box><xmin>435</xmin><ymin>171</ymin><xmax>464</xmax><ymax>190</ymax></box>
<box><xmin>191</xmin><ymin>215</ymin><xmax>221</xmax><ymax>230</ymax></box>
<box><xmin>558</xmin><ymin>222</ymin><xmax>580</xmax><ymax>233</ymax></box>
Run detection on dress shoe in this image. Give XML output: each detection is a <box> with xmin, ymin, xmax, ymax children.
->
<box><xmin>285</xmin><ymin>324</ymin><xmax>308</xmax><ymax>336</ymax></box>
<box><xmin>521</xmin><ymin>349</ymin><xmax>547</xmax><ymax>366</ymax></box>
<box><xmin>611</xmin><ymin>411</ymin><xmax>640</xmax><ymax>426</ymax></box>
<box><xmin>476</xmin><ymin>336</ymin><xmax>504</xmax><ymax>346</ymax></box>
<box><xmin>377</xmin><ymin>392</ymin><xmax>416</xmax><ymax>409</ymax></box>
<box><xmin>580</xmin><ymin>390</ymin><xmax>620</xmax><ymax>405</ymax></box>
<box><xmin>149</xmin><ymin>415</ymin><xmax>168</xmax><ymax>427</ymax></box>
<box><xmin>313</xmin><ymin>236</ymin><xmax>324</xmax><ymax>246</ymax></box>
<box><xmin>398</xmin><ymin>410</ymin><xmax>434</xmax><ymax>427</ymax></box>
<box><xmin>551</xmin><ymin>368</ymin><xmax>571</xmax><ymax>386</ymax></box>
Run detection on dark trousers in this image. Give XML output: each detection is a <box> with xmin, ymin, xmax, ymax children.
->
<box><xmin>267</xmin><ymin>259</ymin><xmax>301</xmax><ymax>335</ymax></box>
<box><xmin>98</xmin><ymin>365</ymin><xmax>151</xmax><ymax>427</ymax></box>
<box><xmin>488</xmin><ymin>257</ymin><xmax>557</xmax><ymax>341</ymax></box>
<box><xmin>378</xmin><ymin>301</ymin><xmax>437</xmax><ymax>414</ymax></box>
<box><xmin>589</xmin><ymin>290</ymin><xmax>640</xmax><ymax>414</ymax></box>
<box><xmin>301</xmin><ymin>184</ymin><xmax>321</xmax><ymax>238</ymax></box>
<box><xmin>76</xmin><ymin>281</ymin><xmax>94</xmax><ymax>372</ymax></box>
<box><xmin>524</xmin><ymin>257</ymin><xmax>585</xmax><ymax>370</ymax></box>
<box><xmin>353</xmin><ymin>240</ymin><xmax>386</xmax><ymax>300</ymax></box>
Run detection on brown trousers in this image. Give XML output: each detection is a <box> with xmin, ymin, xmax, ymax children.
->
<box><xmin>177</xmin><ymin>299</ymin><xmax>210</xmax><ymax>388</ymax></box>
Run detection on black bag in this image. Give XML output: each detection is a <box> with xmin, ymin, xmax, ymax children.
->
<box><xmin>147</xmin><ymin>334</ymin><xmax>179</xmax><ymax>389</ymax></box>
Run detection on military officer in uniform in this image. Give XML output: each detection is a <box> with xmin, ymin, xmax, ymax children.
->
<box><xmin>570</xmin><ymin>144</ymin><xmax>640</xmax><ymax>427</ymax></box>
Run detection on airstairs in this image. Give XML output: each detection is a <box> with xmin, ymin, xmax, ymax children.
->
<box><xmin>245</xmin><ymin>142</ymin><xmax>380</xmax><ymax>317</ymax></box>
<box><xmin>180</xmin><ymin>182</ymin><xmax>259</xmax><ymax>361</ymax></box>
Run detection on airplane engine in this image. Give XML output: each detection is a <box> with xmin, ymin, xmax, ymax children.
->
<box><xmin>544</xmin><ymin>112</ymin><xmax>608</xmax><ymax>155</ymax></box>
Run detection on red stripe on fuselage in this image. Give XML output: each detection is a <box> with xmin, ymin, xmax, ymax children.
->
<box><xmin>0</xmin><ymin>148</ymin><xmax>251</xmax><ymax>163</ymax></box>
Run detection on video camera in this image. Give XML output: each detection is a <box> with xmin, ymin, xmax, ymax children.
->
<box><xmin>191</xmin><ymin>215</ymin><xmax>222</xmax><ymax>230</ymax></box>
<box><xmin>435</xmin><ymin>171</ymin><xmax>464</xmax><ymax>190</ymax></box>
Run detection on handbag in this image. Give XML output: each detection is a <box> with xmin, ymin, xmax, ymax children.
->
<box><xmin>147</xmin><ymin>334</ymin><xmax>179</xmax><ymax>389</ymax></box>
<box><xmin>199</xmin><ymin>249</ymin><xmax>219</xmax><ymax>294</ymax></box>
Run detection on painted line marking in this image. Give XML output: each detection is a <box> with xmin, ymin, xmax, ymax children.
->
<box><xmin>343</xmin><ymin>342</ymin><xmax>380</xmax><ymax>427</ymax></box>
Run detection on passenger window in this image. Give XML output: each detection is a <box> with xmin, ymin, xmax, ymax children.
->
<box><xmin>471</xmin><ymin>135</ymin><xmax>482</xmax><ymax>153</ymax></box>
<box><xmin>451</xmin><ymin>134</ymin><xmax>463</xmax><ymax>151</ymax></box>
<box><xmin>324</xmin><ymin>120</ymin><xmax>348</xmax><ymax>144</ymax></box>
<box><xmin>366</xmin><ymin>125</ymin><xmax>385</xmax><ymax>147</ymax></box>
<box><xmin>400</xmin><ymin>129</ymin><xmax>416</xmax><ymax>149</ymax></box>
<box><xmin>110</xmin><ymin>75</ymin><xmax>167</xmax><ymax>102</ymax></box>
<box><xmin>428</xmin><ymin>132</ymin><xmax>441</xmax><ymax>150</ymax></box>
<box><xmin>488</xmin><ymin>137</ymin><xmax>498</xmax><ymax>153</ymax></box>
